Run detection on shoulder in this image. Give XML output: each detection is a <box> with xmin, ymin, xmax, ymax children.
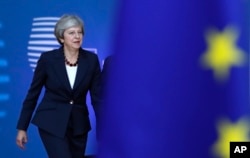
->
<box><xmin>39</xmin><ymin>48</ymin><xmax>63</xmax><ymax>63</ymax></box>
<box><xmin>104</xmin><ymin>55</ymin><xmax>112</xmax><ymax>63</ymax></box>
<box><xmin>104</xmin><ymin>55</ymin><xmax>113</xmax><ymax>67</ymax></box>
<box><xmin>37</xmin><ymin>48</ymin><xmax>62</xmax><ymax>65</ymax></box>
<box><xmin>80</xmin><ymin>48</ymin><xmax>99</xmax><ymax>60</ymax></box>
<box><xmin>41</xmin><ymin>48</ymin><xmax>62</xmax><ymax>58</ymax></box>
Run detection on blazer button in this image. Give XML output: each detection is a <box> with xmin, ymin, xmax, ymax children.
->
<box><xmin>69</xmin><ymin>100</ymin><xmax>74</xmax><ymax>105</ymax></box>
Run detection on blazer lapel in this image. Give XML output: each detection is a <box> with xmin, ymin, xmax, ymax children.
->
<box><xmin>53</xmin><ymin>47</ymin><xmax>72</xmax><ymax>92</ymax></box>
<box><xmin>73</xmin><ymin>50</ymin><xmax>89</xmax><ymax>91</ymax></box>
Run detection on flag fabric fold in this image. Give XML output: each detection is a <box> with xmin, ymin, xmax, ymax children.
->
<box><xmin>98</xmin><ymin>0</ymin><xmax>249</xmax><ymax>158</ymax></box>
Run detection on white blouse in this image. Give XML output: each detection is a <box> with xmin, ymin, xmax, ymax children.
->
<box><xmin>65</xmin><ymin>65</ymin><xmax>78</xmax><ymax>89</ymax></box>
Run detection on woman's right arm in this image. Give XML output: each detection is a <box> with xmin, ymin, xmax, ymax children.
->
<box><xmin>16</xmin><ymin>53</ymin><xmax>47</xmax><ymax>145</ymax></box>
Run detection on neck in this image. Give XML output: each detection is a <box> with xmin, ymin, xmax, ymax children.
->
<box><xmin>63</xmin><ymin>47</ymin><xmax>79</xmax><ymax>58</ymax></box>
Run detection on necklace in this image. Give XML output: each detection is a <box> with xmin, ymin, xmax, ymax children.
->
<box><xmin>64</xmin><ymin>54</ymin><xmax>79</xmax><ymax>67</ymax></box>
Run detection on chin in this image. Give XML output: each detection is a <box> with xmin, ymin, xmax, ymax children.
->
<box><xmin>73</xmin><ymin>45</ymin><xmax>81</xmax><ymax>49</ymax></box>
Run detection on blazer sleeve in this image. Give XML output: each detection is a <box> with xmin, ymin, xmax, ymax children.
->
<box><xmin>16</xmin><ymin>53</ymin><xmax>47</xmax><ymax>131</ymax></box>
<box><xmin>89</xmin><ymin>54</ymin><xmax>102</xmax><ymax>116</ymax></box>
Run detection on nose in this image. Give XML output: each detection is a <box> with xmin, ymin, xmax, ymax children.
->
<box><xmin>75</xmin><ymin>32</ymin><xmax>80</xmax><ymax>38</ymax></box>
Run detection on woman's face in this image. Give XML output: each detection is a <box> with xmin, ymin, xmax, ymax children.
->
<box><xmin>61</xmin><ymin>26</ymin><xmax>83</xmax><ymax>51</ymax></box>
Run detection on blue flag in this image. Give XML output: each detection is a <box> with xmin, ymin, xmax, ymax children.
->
<box><xmin>98</xmin><ymin>0</ymin><xmax>249</xmax><ymax>158</ymax></box>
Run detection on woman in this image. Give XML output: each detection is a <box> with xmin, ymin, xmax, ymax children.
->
<box><xmin>16</xmin><ymin>14</ymin><xmax>101</xmax><ymax>158</ymax></box>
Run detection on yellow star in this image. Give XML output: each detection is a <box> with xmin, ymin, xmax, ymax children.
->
<box><xmin>212</xmin><ymin>118</ymin><xmax>250</xmax><ymax>158</ymax></box>
<box><xmin>200</xmin><ymin>26</ymin><xmax>246</xmax><ymax>82</ymax></box>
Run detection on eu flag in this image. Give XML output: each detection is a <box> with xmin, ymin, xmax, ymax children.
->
<box><xmin>98</xmin><ymin>0</ymin><xmax>249</xmax><ymax>158</ymax></box>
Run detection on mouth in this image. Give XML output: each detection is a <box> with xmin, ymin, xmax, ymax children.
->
<box><xmin>74</xmin><ymin>41</ymin><xmax>81</xmax><ymax>44</ymax></box>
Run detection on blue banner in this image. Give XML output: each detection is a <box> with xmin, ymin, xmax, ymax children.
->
<box><xmin>99</xmin><ymin>0</ymin><xmax>249</xmax><ymax>158</ymax></box>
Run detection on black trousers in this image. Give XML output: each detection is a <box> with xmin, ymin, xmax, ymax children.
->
<box><xmin>38</xmin><ymin>127</ymin><xmax>88</xmax><ymax>158</ymax></box>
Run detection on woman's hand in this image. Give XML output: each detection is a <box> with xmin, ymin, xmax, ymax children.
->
<box><xmin>16</xmin><ymin>130</ymin><xmax>28</xmax><ymax>149</ymax></box>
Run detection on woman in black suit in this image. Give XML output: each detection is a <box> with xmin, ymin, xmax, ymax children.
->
<box><xmin>16</xmin><ymin>14</ymin><xmax>101</xmax><ymax>158</ymax></box>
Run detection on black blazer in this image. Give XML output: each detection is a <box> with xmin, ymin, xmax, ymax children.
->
<box><xmin>16</xmin><ymin>47</ymin><xmax>101</xmax><ymax>138</ymax></box>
